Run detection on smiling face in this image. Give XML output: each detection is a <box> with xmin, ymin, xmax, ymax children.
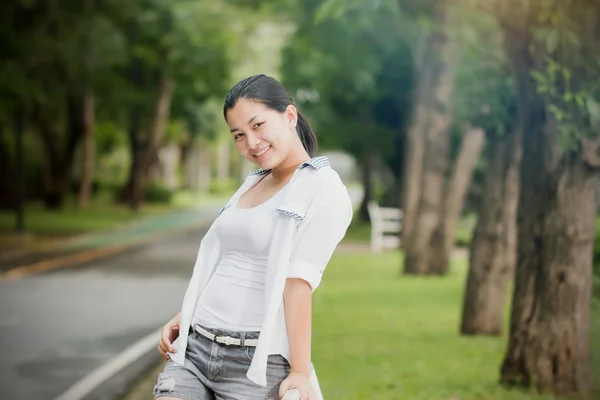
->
<box><xmin>226</xmin><ymin>98</ymin><xmax>299</xmax><ymax>170</ymax></box>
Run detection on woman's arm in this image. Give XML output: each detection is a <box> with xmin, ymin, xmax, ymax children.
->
<box><xmin>283</xmin><ymin>277</ymin><xmax>313</xmax><ymax>377</ymax></box>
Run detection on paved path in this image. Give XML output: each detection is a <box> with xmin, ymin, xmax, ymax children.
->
<box><xmin>0</xmin><ymin>205</ymin><xmax>219</xmax><ymax>400</ymax></box>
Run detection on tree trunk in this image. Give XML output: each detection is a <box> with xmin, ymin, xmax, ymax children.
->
<box><xmin>401</xmin><ymin>30</ymin><xmax>439</xmax><ymax>250</ymax></box>
<box><xmin>217</xmin><ymin>140</ymin><xmax>231</xmax><ymax>181</ymax></box>
<box><xmin>33</xmin><ymin>97</ymin><xmax>83</xmax><ymax>210</ymax></box>
<box><xmin>403</xmin><ymin>9</ymin><xmax>454</xmax><ymax>274</ymax></box>
<box><xmin>0</xmin><ymin>118</ymin><xmax>14</xmax><ymax>210</ymax></box>
<box><xmin>429</xmin><ymin>125</ymin><xmax>485</xmax><ymax>275</ymax></box>
<box><xmin>499</xmin><ymin>29</ymin><xmax>593</xmax><ymax>396</ymax></box>
<box><xmin>358</xmin><ymin>151</ymin><xmax>375</xmax><ymax>222</ymax></box>
<box><xmin>123</xmin><ymin>73</ymin><xmax>174</xmax><ymax>210</ymax></box>
<box><xmin>134</xmin><ymin>73</ymin><xmax>174</xmax><ymax>203</ymax></box>
<box><xmin>77</xmin><ymin>90</ymin><xmax>95</xmax><ymax>208</ymax></box>
<box><xmin>460</xmin><ymin>130</ymin><xmax>520</xmax><ymax>335</ymax></box>
<box><xmin>123</xmin><ymin>108</ymin><xmax>142</xmax><ymax>211</ymax></box>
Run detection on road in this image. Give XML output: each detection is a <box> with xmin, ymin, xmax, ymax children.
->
<box><xmin>0</xmin><ymin>224</ymin><xmax>209</xmax><ymax>400</ymax></box>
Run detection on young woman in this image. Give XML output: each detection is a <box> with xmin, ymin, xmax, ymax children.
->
<box><xmin>154</xmin><ymin>74</ymin><xmax>353</xmax><ymax>400</ymax></box>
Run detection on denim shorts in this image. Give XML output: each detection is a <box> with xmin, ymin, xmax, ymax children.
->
<box><xmin>153</xmin><ymin>325</ymin><xmax>290</xmax><ymax>400</ymax></box>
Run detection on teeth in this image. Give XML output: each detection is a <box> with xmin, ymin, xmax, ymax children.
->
<box><xmin>254</xmin><ymin>146</ymin><xmax>270</xmax><ymax>157</ymax></box>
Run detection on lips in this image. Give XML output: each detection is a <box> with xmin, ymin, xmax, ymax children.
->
<box><xmin>252</xmin><ymin>145</ymin><xmax>271</xmax><ymax>159</ymax></box>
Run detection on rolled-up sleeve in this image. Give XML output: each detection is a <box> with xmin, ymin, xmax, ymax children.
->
<box><xmin>286</xmin><ymin>183</ymin><xmax>353</xmax><ymax>290</ymax></box>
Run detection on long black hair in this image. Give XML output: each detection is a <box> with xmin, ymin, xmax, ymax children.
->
<box><xmin>223</xmin><ymin>74</ymin><xmax>318</xmax><ymax>157</ymax></box>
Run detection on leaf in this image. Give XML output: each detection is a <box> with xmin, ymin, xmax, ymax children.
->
<box><xmin>530</xmin><ymin>70</ymin><xmax>547</xmax><ymax>84</ymax></box>
<box><xmin>546</xmin><ymin>29</ymin><xmax>558</xmax><ymax>54</ymax></box>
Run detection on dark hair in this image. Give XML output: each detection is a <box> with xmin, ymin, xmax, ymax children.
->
<box><xmin>223</xmin><ymin>74</ymin><xmax>318</xmax><ymax>157</ymax></box>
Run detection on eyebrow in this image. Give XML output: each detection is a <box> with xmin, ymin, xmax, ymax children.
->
<box><xmin>230</xmin><ymin>115</ymin><xmax>258</xmax><ymax>133</ymax></box>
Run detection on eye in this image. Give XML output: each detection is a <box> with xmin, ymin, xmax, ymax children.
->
<box><xmin>234</xmin><ymin>133</ymin><xmax>244</xmax><ymax>140</ymax></box>
<box><xmin>253</xmin><ymin>122</ymin><xmax>264</xmax><ymax>129</ymax></box>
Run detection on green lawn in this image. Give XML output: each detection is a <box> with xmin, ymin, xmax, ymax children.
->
<box><xmin>0</xmin><ymin>191</ymin><xmax>227</xmax><ymax>237</ymax></box>
<box><xmin>312</xmin><ymin>251</ymin><xmax>599</xmax><ymax>400</ymax></box>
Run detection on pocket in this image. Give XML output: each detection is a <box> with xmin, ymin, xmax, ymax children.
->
<box><xmin>244</xmin><ymin>346</ymin><xmax>256</xmax><ymax>362</ymax></box>
<box><xmin>267</xmin><ymin>354</ymin><xmax>290</xmax><ymax>370</ymax></box>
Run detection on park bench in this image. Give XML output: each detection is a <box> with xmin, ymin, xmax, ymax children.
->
<box><xmin>367</xmin><ymin>201</ymin><xmax>403</xmax><ymax>253</ymax></box>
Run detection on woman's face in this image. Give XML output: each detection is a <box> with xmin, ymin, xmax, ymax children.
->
<box><xmin>226</xmin><ymin>98</ymin><xmax>298</xmax><ymax>170</ymax></box>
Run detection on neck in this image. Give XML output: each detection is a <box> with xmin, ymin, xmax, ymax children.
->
<box><xmin>270</xmin><ymin>151</ymin><xmax>311</xmax><ymax>182</ymax></box>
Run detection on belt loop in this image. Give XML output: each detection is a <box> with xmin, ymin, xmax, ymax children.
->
<box><xmin>240</xmin><ymin>332</ymin><xmax>246</xmax><ymax>349</ymax></box>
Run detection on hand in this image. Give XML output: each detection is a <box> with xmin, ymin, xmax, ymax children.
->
<box><xmin>279</xmin><ymin>371</ymin><xmax>314</xmax><ymax>400</ymax></box>
<box><xmin>157</xmin><ymin>314</ymin><xmax>180</xmax><ymax>360</ymax></box>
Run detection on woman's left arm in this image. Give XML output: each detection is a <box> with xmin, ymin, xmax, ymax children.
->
<box><xmin>279</xmin><ymin>182</ymin><xmax>353</xmax><ymax>399</ymax></box>
<box><xmin>284</xmin><ymin>278</ymin><xmax>313</xmax><ymax>377</ymax></box>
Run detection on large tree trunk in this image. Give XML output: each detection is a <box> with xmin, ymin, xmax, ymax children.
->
<box><xmin>123</xmin><ymin>72</ymin><xmax>174</xmax><ymax>210</ymax></box>
<box><xmin>77</xmin><ymin>90</ymin><xmax>95</xmax><ymax>208</ymax></box>
<box><xmin>400</xmin><ymin>29</ymin><xmax>439</xmax><ymax>250</ymax></box>
<box><xmin>403</xmin><ymin>7</ymin><xmax>454</xmax><ymax>274</ymax></box>
<box><xmin>429</xmin><ymin>125</ymin><xmax>485</xmax><ymax>275</ymax></box>
<box><xmin>499</xmin><ymin>29</ymin><xmax>593</xmax><ymax>396</ymax></box>
<box><xmin>460</xmin><ymin>130</ymin><xmax>520</xmax><ymax>335</ymax></box>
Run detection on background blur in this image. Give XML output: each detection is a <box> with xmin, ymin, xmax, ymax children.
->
<box><xmin>1</xmin><ymin>0</ymin><xmax>599</xmax><ymax>399</ymax></box>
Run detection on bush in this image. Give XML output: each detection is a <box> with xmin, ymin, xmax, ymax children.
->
<box><xmin>209</xmin><ymin>179</ymin><xmax>239</xmax><ymax>196</ymax></box>
<box><xmin>144</xmin><ymin>183</ymin><xmax>174</xmax><ymax>204</ymax></box>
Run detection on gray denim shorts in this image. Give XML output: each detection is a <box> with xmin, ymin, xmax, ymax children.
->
<box><xmin>153</xmin><ymin>325</ymin><xmax>290</xmax><ymax>400</ymax></box>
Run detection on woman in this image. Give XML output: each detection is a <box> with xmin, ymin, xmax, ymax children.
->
<box><xmin>154</xmin><ymin>74</ymin><xmax>353</xmax><ymax>400</ymax></box>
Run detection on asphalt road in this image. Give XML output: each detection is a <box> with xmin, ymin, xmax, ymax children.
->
<box><xmin>0</xmin><ymin>224</ymin><xmax>209</xmax><ymax>400</ymax></box>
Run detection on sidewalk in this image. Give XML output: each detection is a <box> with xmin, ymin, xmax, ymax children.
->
<box><xmin>0</xmin><ymin>201</ymin><xmax>223</xmax><ymax>279</ymax></box>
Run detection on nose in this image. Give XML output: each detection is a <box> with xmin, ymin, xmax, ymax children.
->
<box><xmin>246</xmin><ymin>132</ymin><xmax>260</xmax><ymax>149</ymax></box>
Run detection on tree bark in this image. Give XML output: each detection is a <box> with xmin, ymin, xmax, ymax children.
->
<box><xmin>358</xmin><ymin>150</ymin><xmax>375</xmax><ymax>222</ymax></box>
<box><xmin>400</xmin><ymin>29</ymin><xmax>440</xmax><ymax>250</ymax></box>
<box><xmin>460</xmin><ymin>130</ymin><xmax>520</xmax><ymax>335</ymax></box>
<box><xmin>429</xmin><ymin>125</ymin><xmax>485</xmax><ymax>275</ymax></box>
<box><xmin>403</xmin><ymin>8</ymin><xmax>454</xmax><ymax>274</ymax></box>
<box><xmin>499</xmin><ymin>29</ymin><xmax>593</xmax><ymax>396</ymax></box>
<box><xmin>123</xmin><ymin>72</ymin><xmax>174</xmax><ymax>210</ymax></box>
<box><xmin>0</xmin><ymin>118</ymin><xmax>14</xmax><ymax>210</ymax></box>
<box><xmin>77</xmin><ymin>90</ymin><xmax>95</xmax><ymax>208</ymax></box>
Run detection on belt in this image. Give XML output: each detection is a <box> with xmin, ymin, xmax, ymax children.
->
<box><xmin>194</xmin><ymin>324</ymin><xmax>259</xmax><ymax>347</ymax></box>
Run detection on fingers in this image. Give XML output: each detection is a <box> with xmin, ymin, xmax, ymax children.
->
<box><xmin>157</xmin><ymin>325</ymin><xmax>178</xmax><ymax>360</ymax></box>
<box><xmin>279</xmin><ymin>381</ymin><xmax>291</xmax><ymax>399</ymax></box>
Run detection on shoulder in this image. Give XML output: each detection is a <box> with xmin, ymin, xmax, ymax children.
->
<box><xmin>300</xmin><ymin>165</ymin><xmax>348</xmax><ymax>197</ymax></box>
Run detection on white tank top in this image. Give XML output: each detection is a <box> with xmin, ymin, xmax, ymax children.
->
<box><xmin>193</xmin><ymin>187</ymin><xmax>284</xmax><ymax>331</ymax></box>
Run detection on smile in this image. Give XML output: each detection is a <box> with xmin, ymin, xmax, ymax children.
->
<box><xmin>252</xmin><ymin>146</ymin><xmax>271</xmax><ymax>158</ymax></box>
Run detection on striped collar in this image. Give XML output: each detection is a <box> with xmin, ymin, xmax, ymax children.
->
<box><xmin>250</xmin><ymin>156</ymin><xmax>330</xmax><ymax>176</ymax></box>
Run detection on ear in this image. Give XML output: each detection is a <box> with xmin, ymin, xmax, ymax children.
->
<box><xmin>284</xmin><ymin>104</ymin><xmax>298</xmax><ymax>130</ymax></box>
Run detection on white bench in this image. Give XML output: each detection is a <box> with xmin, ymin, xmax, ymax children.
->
<box><xmin>367</xmin><ymin>201</ymin><xmax>403</xmax><ymax>253</ymax></box>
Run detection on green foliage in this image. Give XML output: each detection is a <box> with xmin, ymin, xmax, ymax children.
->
<box><xmin>281</xmin><ymin>0</ymin><xmax>414</xmax><ymax>170</ymax></box>
<box><xmin>528</xmin><ymin>0</ymin><xmax>600</xmax><ymax>148</ymax></box>
<box><xmin>209</xmin><ymin>179</ymin><xmax>240</xmax><ymax>196</ymax></box>
<box><xmin>143</xmin><ymin>183</ymin><xmax>174</xmax><ymax>204</ymax></box>
<box><xmin>452</xmin><ymin>7</ymin><xmax>517</xmax><ymax>137</ymax></box>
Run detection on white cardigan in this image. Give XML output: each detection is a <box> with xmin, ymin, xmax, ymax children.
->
<box><xmin>169</xmin><ymin>157</ymin><xmax>353</xmax><ymax>399</ymax></box>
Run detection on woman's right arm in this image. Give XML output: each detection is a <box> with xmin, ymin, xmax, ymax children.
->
<box><xmin>158</xmin><ymin>312</ymin><xmax>181</xmax><ymax>359</ymax></box>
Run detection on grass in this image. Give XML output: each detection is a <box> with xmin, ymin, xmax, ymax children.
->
<box><xmin>312</xmin><ymin>251</ymin><xmax>600</xmax><ymax>400</ymax></box>
<box><xmin>0</xmin><ymin>191</ymin><xmax>229</xmax><ymax>252</ymax></box>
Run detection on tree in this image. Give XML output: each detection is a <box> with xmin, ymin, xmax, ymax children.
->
<box><xmin>455</xmin><ymin>8</ymin><xmax>520</xmax><ymax>335</ymax></box>
<box><xmin>281</xmin><ymin>0</ymin><xmax>414</xmax><ymax>219</ymax></box>
<box><xmin>476</xmin><ymin>0</ymin><xmax>600</xmax><ymax>395</ymax></box>
<box><xmin>403</xmin><ymin>2</ymin><xmax>486</xmax><ymax>276</ymax></box>
<box><xmin>118</xmin><ymin>0</ymin><xmax>231</xmax><ymax>210</ymax></box>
